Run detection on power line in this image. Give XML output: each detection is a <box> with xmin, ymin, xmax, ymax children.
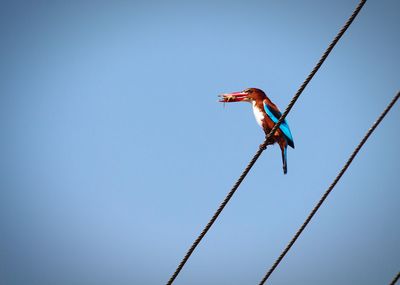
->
<box><xmin>166</xmin><ymin>1</ymin><xmax>366</xmax><ymax>284</ymax></box>
<box><xmin>259</xmin><ymin>0</ymin><xmax>367</xmax><ymax>149</ymax></box>
<box><xmin>258</xmin><ymin>91</ymin><xmax>400</xmax><ymax>285</ymax></box>
<box><xmin>390</xmin><ymin>271</ymin><xmax>400</xmax><ymax>285</ymax></box>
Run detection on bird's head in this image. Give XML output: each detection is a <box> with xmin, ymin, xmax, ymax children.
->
<box><xmin>219</xmin><ymin>88</ymin><xmax>266</xmax><ymax>103</ymax></box>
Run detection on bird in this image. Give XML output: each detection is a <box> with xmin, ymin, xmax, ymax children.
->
<box><xmin>219</xmin><ymin>88</ymin><xmax>294</xmax><ymax>174</ymax></box>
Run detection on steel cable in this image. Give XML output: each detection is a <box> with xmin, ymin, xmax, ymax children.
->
<box><xmin>258</xmin><ymin>91</ymin><xmax>400</xmax><ymax>285</ymax></box>
<box><xmin>259</xmin><ymin>0</ymin><xmax>367</xmax><ymax>149</ymax></box>
<box><xmin>166</xmin><ymin>1</ymin><xmax>366</xmax><ymax>284</ymax></box>
<box><xmin>390</xmin><ymin>271</ymin><xmax>400</xmax><ymax>285</ymax></box>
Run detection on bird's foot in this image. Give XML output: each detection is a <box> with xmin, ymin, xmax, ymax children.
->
<box><xmin>259</xmin><ymin>142</ymin><xmax>267</xmax><ymax>150</ymax></box>
<box><xmin>266</xmin><ymin>136</ymin><xmax>275</xmax><ymax>145</ymax></box>
<box><xmin>259</xmin><ymin>136</ymin><xmax>274</xmax><ymax>150</ymax></box>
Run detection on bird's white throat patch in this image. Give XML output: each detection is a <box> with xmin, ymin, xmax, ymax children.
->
<box><xmin>252</xmin><ymin>101</ymin><xmax>264</xmax><ymax>128</ymax></box>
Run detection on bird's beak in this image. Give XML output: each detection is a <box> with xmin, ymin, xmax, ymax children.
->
<box><xmin>218</xmin><ymin>91</ymin><xmax>249</xmax><ymax>103</ymax></box>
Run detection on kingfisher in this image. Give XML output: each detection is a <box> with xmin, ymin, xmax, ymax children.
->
<box><xmin>219</xmin><ymin>88</ymin><xmax>294</xmax><ymax>174</ymax></box>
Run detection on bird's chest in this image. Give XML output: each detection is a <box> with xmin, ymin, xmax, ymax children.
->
<box><xmin>252</xmin><ymin>103</ymin><xmax>265</xmax><ymax>128</ymax></box>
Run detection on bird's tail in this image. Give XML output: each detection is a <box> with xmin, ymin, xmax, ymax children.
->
<box><xmin>282</xmin><ymin>146</ymin><xmax>287</xmax><ymax>175</ymax></box>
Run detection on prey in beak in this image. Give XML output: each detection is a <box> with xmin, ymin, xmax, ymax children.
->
<box><xmin>217</xmin><ymin>87</ymin><xmax>295</xmax><ymax>174</ymax></box>
<box><xmin>218</xmin><ymin>91</ymin><xmax>249</xmax><ymax>103</ymax></box>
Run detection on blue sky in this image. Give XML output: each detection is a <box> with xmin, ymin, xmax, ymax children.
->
<box><xmin>0</xmin><ymin>1</ymin><xmax>399</xmax><ymax>284</ymax></box>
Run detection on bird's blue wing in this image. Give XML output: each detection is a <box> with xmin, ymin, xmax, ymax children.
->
<box><xmin>263</xmin><ymin>103</ymin><xmax>295</xmax><ymax>148</ymax></box>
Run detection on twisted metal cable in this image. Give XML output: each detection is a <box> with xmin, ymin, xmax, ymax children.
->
<box><xmin>166</xmin><ymin>147</ymin><xmax>265</xmax><ymax>285</ymax></box>
<box><xmin>258</xmin><ymin>91</ymin><xmax>400</xmax><ymax>285</ymax></box>
<box><xmin>390</xmin><ymin>271</ymin><xmax>400</xmax><ymax>285</ymax></box>
<box><xmin>260</xmin><ymin>0</ymin><xmax>367</xmax><ymax>149</ymax></box>
<box><xmin>166</xmin><ymin>1</ymin><xmax>366</xmax><ymax>284</ymax></box>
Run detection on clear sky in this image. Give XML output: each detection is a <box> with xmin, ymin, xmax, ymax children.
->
<box><xmin>0</xmin><ymin>1</ymin><xmax>399</xmax><ymax>284</ymax></box>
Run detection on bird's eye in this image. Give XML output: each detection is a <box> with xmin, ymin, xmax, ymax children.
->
<box><xmin>245</xmin><ymin>89</ymin><xmax>252</xmax><ymax>93</ymax></box>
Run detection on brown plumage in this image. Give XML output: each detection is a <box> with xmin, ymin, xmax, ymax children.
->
<box><xmin>219</xmin><ymin>88</ymin><xmax>295</xmax><ymax>174</ymax></box>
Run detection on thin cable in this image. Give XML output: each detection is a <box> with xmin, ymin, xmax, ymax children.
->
<box><xmin>166</xmin><ymin>1</ymin><xmax>366</xmax><ymax>283</ymax></box>
<box><xmin>258</xmin><ymin>91</ymin><xmax>400</xmax><ymax>285</ymax></box>
<box><xmin>166</xmin><ymin>147</ymin><xmax>264</xmax><ymax>285</ymax></box>
<box><xmin>390</xmin><ymin>271</ymin><xmax>400</xmax><ymax>285</ymax></box>
<box><xmin>260</xmin><ymin>0</ymin><xmax>367</xmax><ymax>149</ymax></box>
